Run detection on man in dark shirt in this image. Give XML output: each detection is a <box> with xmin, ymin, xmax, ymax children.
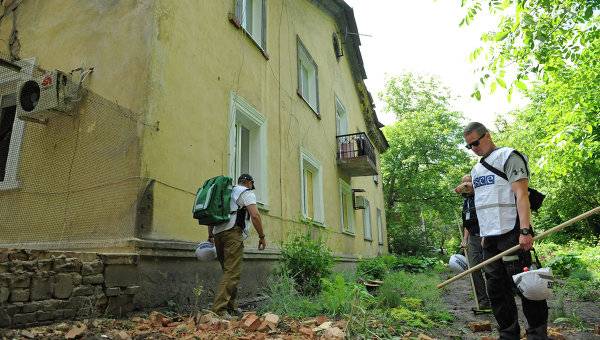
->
<box><xmin>456</xmin><ymin>175</ymin><xmax>491</xmax><ymax>311</ymax></box>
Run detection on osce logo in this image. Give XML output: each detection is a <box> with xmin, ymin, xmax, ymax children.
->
<box><xmin>474</xmin><ymin>175</ymin><xmax>495</xmax><ymax>188</ymax></box>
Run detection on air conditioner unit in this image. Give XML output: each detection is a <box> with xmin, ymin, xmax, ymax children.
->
<box><xmin>354</xmin><ymin>196</ymin><xmax>368</xmax><ymax>210</ymax></box>
<box><xmin>16</xmin><ymin>70</ymin><xmax>77</xmax><ymax>124</ymax></box>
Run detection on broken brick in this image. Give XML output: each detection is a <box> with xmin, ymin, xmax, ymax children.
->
<box><xmin>468</xmin><ymin>321</ymin><xmax>492</xmax><ymax>332</ymax></box>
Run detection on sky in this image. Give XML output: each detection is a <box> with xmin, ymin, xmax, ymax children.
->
<box><xmin>343</xmin><ymin>0</ymin><xmax>529</xmax><ymax>128</ymax></box>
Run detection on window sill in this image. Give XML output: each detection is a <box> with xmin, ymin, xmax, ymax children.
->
<box><xmin>342</xmin><ymin>230</ymin><xmax>355</xmax><ymax>237</ymax></box>
<box><xmin>300</xmin><ymin>217</ymin><xmax>325</xmax><ymax>228</ymax></box>
<box><xmin>0</xmin><ymin>180</ymin><xmax>20</xmax><ymax>191</ymax></box>
<box><xmin>228</xmin><ymin>13</ymin><xmax>270</xmax><ymax>61</ymax></box>
<box><xmin>364</xmin><ymin>237</ymin><xmax>373</xmax><ymax>242</ymax></box>
<box><xmin>297</xmin><ymin>90</ymin><xmax>320</xmax><ymax>119</ymax></box>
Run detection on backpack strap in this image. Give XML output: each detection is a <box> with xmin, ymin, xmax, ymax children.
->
<box><xmin>480</xmin><ymin>158</ymin><xmax>508</xmax><ymax>181</ymax></box>
<box><xmin>480</xmin><ymin>150</ymin><xmax>529</xmax><ymax>181</ymax></box>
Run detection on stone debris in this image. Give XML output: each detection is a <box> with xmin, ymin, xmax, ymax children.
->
<box><xmin>0</xmin><ymin>308</ymin><xmax>447</xmax><ymax>340</ymax></box>
<box><xmin>548</xmin><ymin>327</ymin><xmax>566</xmax><ymax>340</ymax></box>
<box><xmin>65</xmin><ymin>323</ymin><xmax>87</xmax><ymax>339</ymax></box>
<box><xmin>468</xmin><ymin>320</ymin><xmax>492</xmax><ymax>332</ymax></box>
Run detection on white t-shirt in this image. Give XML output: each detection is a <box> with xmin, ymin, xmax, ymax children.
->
<box><xmin>212</xmin><ymin>185</ymin><xmax>257</xmax><ymax>238</ymax></box>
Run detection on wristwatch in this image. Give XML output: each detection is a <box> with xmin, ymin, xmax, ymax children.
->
<box><xmin>519</xmin><ymin>228</ymin><xmax>532</xmax><ymax>236</ymax></box>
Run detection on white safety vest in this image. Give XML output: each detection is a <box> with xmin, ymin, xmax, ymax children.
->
<box><xmin>471</xmin><ymin>147</ymin><xmax>521</xmax><ymax>236</ymax></box>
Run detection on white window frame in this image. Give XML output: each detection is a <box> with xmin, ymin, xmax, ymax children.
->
<box><xmin>363</xmin><ymin>199</ymin><xmax>372</xmax><ymax>241</ymax></box>
<box><xmin>0</xmin><ymin>58</ymin><xmax>35</xmax><ymax>191</ymax></box>
<box><xmin>299</xmin><ymin>147</ymin><xmax>324</xmax><ymax>224</ymax></box>
<box><xmin>228</xmin><ymin>92</ymin><xmax>268</xmax><ymax>206</ymax></box>
<box><xmin>236</xmin><ymin>0</ymin><xmax>267</xmax><ymax>50</ymax></box>
<box><xmin>335</xmin><ymin>96</ymin><xmax>348</xmax><ymax>136</ymax></box>
<box><xmin>377</xmin><ymin>208</ymin><xmax>384</xmax><ymax>245</ymax></box>
<box><xmin>297</xmin><ymin>38</ymin><xmax>319</xmax><ymax>114</ymax></box>
<box><xmin>339</xmin><ymin>179</ymin><xmax>354</xmax><ymax>234</ymax></box>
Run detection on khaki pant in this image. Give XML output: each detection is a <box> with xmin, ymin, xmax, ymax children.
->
<box><xmin>212</xmin><ymin>227</ymin><xmax>244</xmax><ymax>314</ymax></box>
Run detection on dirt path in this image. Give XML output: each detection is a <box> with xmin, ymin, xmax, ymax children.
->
<box><xmin>433</xmin><ymin>273</ymin><xmax>600</xmax><ymax>339</ymax></box>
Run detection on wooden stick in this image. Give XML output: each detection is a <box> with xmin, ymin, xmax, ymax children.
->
<box><xmin>457</xmin><ymin>222</ymin><xmax>480</xmax><ymax>310</ymax></box>
<box><xmin>437</xmin><ymin>206</ymin><xmax>600</xmax><ymax>289</ymax></box>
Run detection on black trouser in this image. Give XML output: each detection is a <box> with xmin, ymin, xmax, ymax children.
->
<box><xmin>482</xmin><ymin>229</ymin><xmax>548</xmax><ymax>340</ymax></box>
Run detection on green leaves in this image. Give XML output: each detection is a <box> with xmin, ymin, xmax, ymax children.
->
<box><xmin>460</xmin><ymin>0</ymin><xmax>600</xmax><ymax>98</ymax></box>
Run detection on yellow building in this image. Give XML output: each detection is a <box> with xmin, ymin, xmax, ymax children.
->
<box><xmin>0</xmin><ymin>0</ymin><xmax>388</xmax><ymax>306</ymax></box>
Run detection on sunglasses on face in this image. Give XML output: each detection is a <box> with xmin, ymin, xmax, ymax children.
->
<box><xmin>465</xmin><ymin>133</ymin><xmax>486</xmax><ymax>149</ymax></box>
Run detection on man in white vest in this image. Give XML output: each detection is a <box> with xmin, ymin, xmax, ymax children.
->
<box><xmin>464</xmin><ymin>122</ymin><xmax>548</xmax><ymax>340</ymax></box>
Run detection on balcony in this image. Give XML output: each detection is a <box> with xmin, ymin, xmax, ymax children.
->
<box><xmin>336</xmin><ymin>132</ymin><xmax>377</xmax><ymax>176</ymax></box>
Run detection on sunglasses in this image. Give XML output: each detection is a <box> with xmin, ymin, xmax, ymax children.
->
<box><xmin>465</xmin><ymin>133</ymin><xmax>486</xmax><ymax>149</ymax></box>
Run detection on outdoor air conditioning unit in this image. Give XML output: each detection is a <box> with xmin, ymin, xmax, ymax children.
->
<box><xmin>354</xmin><ymin>195</ymin><xmax>368</xmax><ymax>210</ymax></box>
<box><xmin>17</xmin><ymin>70</ymin><xmax>77</xmax><ymax>124</ymax></box>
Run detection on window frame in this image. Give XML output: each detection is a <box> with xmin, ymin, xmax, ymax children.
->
<box><xmin>338</xmin><ymin>179</ymin><xmax>354</xmax><ymax>235</ymax></box>
<box><xmin>377</xmin><ymin>208</ymin><xmax>384</xmax><ymax>245</ymax></box>
<box><xmin>363</xmin><ymin>199</ymin><xmax>372</xmax><ymax>241</ymax></box>
<box><xmin>296</xmin><ymin>37</ymin><xmax>319</xmax><ymax>116</ymax></box>
<box><xmin>334</xmin><ymin>96</ymin><xmax>348</xmax><ymax>136</ymax></box>
<box><xmin>0</xmin><ymin>58</ymin><xmax>35</xmax><ymax>191</ymax></box>
<box><xmin>234</xmin><ymin>0</ymin><xmax>267</xmax><ymax>53</ymax></box>
<box><xmin>228</xmin><ymin>92</ymin><xmax>268</xmax><ymax>207</ymax></box>
<box><xmin>299</xmin><ymin>147</ymin><xmax>324</xmax><ymax>224</ymax></box>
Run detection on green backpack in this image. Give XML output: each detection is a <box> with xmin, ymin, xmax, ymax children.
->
<box><xmin>193</xmin><ymin>176</ymin><xmax>233</xmax><ymax>226</ymax></box>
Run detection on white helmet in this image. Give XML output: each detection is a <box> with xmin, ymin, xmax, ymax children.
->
<box><xmin>449</xmin><ymin>254</ymin><xmax>469</xmax><ymax>273</ymax></box>
<box><xmin>512</xmin><ymin>267</ymin><xmax>553</xmax><ymax>301</ymax></box>
<box><xmin>195</xmin><ymin>241</ymin><xmax>217</xmax><ymax>261</ymax></box>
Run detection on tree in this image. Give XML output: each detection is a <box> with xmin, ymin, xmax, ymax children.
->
<box><xmin>494</xmin><ymin>39</ymin><xmax>600</xmax><ymax>241</ymax></box>
<box><xmin>380</xmin><ymin>74</ymin><xmax>471</xmax><ymax>254</ymax></box>
<box><xmin>461</xmin><ymin>0</ymin><xmax>600</xmax><ymax>99</ymax></box>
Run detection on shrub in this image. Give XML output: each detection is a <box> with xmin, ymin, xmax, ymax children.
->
<box><xmin>546</xmin><ymin>254</ymin><xmax>586</xmax><ymax>278</ymax></box>
<box><xmin>279</xmin><ymin>233</ymin><xmax>334</xmax><ymax>296</ymax></box>
<box><xmin>356</xmin><ymin>256</ymin><xmax>394</xmax><ymax>280</ymax></box>
<box><xmin>392</xmin><ymin>256</ymin><xmax>437</xmax><ymax>273</ymax></box>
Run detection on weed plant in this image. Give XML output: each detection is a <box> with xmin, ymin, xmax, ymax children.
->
<box><xmin>378</xmin><ymin>271</ymin><xmax>453</xmax><ymax>329</ymax></box>
<box><xmin>259</xmin><ymin>272</ymin><xmax>321</xmax><ymax>318</ymax></box>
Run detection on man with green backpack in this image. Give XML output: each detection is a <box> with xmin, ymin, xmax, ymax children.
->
<box><xmin>195</xmin><ymin>174</ymin><xmax>266</xmax><ymax>317</ymax></box>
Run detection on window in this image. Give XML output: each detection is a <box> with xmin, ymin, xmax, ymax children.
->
<box><xmin>335</xmin><ymin>96</ymin><xmax>348</xmax><ymax>136</ymax></box>
<box><xmin>377</xmin><ymin>208</ymin><xmax>384</xmax><ymax>245</ymax></box>
<box><xmin>0</xmin><ymin>58</ymin><xmax>33</xmax><ymax>191</ymax></box>
<box><xmin>332</xmin><ymin>32</ymin><xmax>343</xmax><ymax>60</ymax></box>
<box><xmin>229</xmin><ymin>92</ymin><xmax>268</xmax><ymax>205</ymax></box>
<box><xmin>339</xmin><ymin>179</ymin><xmax>354</xmax><ymax>234</ymax></box>
<box><xmin>363</xmin><ymin>199</ymin><xmax>372</xmax><ymax>241</ymax></box>
<box><xmin>297</xmin><ymin>38</ymin><xmax>319</xmax><ymax>114</ymax></box>
<box><xmin>300</xmin><ymin>148</ymin><xmax>324</xmax><ymax>223</ymax></box>
<box><xmin>235</xmin><ymin>0</ymin><xmax>267</xmax><ymax>50</ymax></box>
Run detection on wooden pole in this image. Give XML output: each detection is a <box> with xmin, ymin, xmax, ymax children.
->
<box><xmin>457</xmin><ymin>222</ymin><xmax>480</xmax><ymax>310</ymax></box>
<box><xmin>437</xmin><ymin>206</ymin><xmax>600</xmax><ymax>289</ymax></box>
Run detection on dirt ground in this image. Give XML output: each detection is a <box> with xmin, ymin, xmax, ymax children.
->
<box><xmin>432</xmin><ymin>273</ymin><xmax>600</xmax><ymax>339</ymax></box>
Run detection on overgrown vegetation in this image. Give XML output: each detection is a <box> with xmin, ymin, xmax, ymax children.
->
<box><xmin>537</xmin><ymin>241</ymin><xmax>600</xmax><ymax>303</ymax></box>
<box><xmin>356</xmin><ymin>255</ymin><xmax>438</xmax><ymax>280</ymax></box>
<box><xmin>261</xmin><ymin>235</ymin><xmax>452</xmax><ymax>337</ymax></box>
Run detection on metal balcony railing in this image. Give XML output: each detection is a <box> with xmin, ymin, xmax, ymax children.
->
<box><xmin>336</xmin><ymin>132</ymin><xmax>377</xmax><ymax>176</ymax></box>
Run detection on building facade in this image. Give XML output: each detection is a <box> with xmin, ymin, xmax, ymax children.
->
<box><xmin>0</xmin><ymin>0</ymin><xmax>388</xmax><ymax>307</ymax></box>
